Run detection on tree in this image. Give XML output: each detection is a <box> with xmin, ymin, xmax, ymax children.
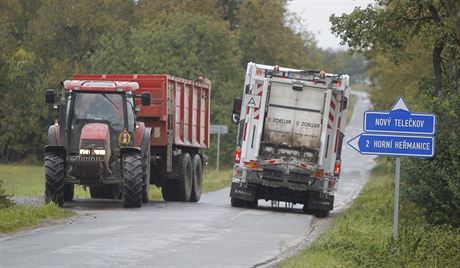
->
<box><xmin>90</xmin><ymin>12</ymin><xmax>243</xmax><ymax>164</ymax></box>
<box><xmin>237</xmin><ymin>0</ymin><xmax>317</xmax><ymax>68</ymax></box>
<box><xmin>331</xmin><ymin>0</ymin><xmax>460</xmax><ymax>226</ymax></box>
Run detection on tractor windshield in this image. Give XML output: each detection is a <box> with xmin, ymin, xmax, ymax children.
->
<box><xmin>72</xmin><ymin>92</ymin><xmax>125</xmax><ymax>131</ymax></box>
<box><xmin>68</xmin><ymin>92</ymin><xmax>130</xmax><ymax>154</ymax></box>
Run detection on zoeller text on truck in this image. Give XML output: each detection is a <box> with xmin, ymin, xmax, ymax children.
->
<box><xmin>229</xmin><ymin>62</ymin><xmax>350</xmax><ymax>217</ymax></box>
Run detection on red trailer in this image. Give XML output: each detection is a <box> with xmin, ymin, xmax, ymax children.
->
<box><xmin>72</xmin><ymin>74</ymin><xmax>211</xmax><ymax>202</ymax></box>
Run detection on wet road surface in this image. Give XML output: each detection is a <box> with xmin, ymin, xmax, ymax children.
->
<box><xmin>0</xmin><ymin>91</ymin><xmax>375</xmax><ymax>268</ymax></box>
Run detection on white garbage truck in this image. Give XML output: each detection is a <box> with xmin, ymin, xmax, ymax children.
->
<box><xmin>230</xmin><ymin>62</ymin><xmax>350</xmax><ymax>217</ymax></box>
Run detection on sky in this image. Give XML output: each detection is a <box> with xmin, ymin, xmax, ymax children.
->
<box><xmin>287</xmin><ymin>0</ymin><xmax>376</xmax><ymax>50</ymax></box>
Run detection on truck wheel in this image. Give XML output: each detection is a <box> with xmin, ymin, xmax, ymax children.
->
<box><xmin>302</xmin><ymin>205</ymin><xmax>316</xmax><ymax>215</ymax></box>
<box><xmin>122</xmin><ymin>153</ymin><xmax>143</xmax><ymax>208</ymax></box>
<box><xmin>247</xmin><ymin>199</ymin><xmax>258</xmax><ymax>208</ymax></box>
<box><xmin>190</xmin><ymin>154</ymin><xmax>203</xmax><ymax>202</ymax></box>
<box><xmin>142</xmin><ymin>146</ymin><xmax>151</xmax><ymax>203</ymax></box>
<box><xmin>231</xmin><ymin>197</ymin><xmax>245</xmax><ymax>208</ymax></box>
<box><xmin>162</xmin><ymin>153</ymin><xmax>192</xmax><ymax>202</ymax></box>
<box><xmin>44</xmin><ymin>153</ymin><xmax>65</xmax><ymax>207</ymax></box>
<box><xmin>63</xmin><ymin>184</ymin><xmax>74</xmax><ymax>202</ymax></box>
<box><xmin>314</xmin><ymin>209</ymin><xmax>330</xmax><ymax>218</ymax></box>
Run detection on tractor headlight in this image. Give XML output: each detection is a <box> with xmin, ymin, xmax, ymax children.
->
<box><xmin>79</xmin><ymin>149</ymin><xmax>106</xmax><ymax>156</ymax></box>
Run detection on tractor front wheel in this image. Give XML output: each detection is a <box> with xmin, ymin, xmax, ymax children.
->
<box><xmin>45</xmin><ymin>153</ymin><xmax>65</xmax><ymax>207</ymax></box>
<box><xmin>122</xmin><ymin>153</ymin><xmax>143</xmax><ymax>208</ymax></box>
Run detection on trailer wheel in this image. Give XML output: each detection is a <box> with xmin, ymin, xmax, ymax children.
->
<box><xmin>63</xmin><ymin>184</ymin><xmax>74</xmax><ymax>202</ymax></box>
<box><xmin>142</xmin><ymin>146</ymin><xmax>151</xmax><ymax>203</ymax></box>
<box><xmin>190</xmin><ymin>154</ymin><xmax>203</xmax><ymax>202</ymax></box>
<box><xmin>162</xmin><ymin>153</ymin><xmax>192</xmax><ymax>202</ymax></box>
<box><xmin>122</xmin><ymin>153</ymin><xmax>143</xmax><ymax>208</ymax></box>
<box><xmin>44</xmin><ymin>153</ymin><xmax>65</xmax><ymax>207</ymax></box>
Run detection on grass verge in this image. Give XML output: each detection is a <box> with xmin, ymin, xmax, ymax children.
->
<box><xmin>345</xmin><ymin>94</ymin><xmax>358</xmax><ymax>126</ymax></box>
<box><xmin>0</xmin><ymin>163</ymin><xmax>231</xmax><ymax>201</ymax></box>
<box><xmin>0</xmin><ymin>203</ymin><xmax>73</xmax><ymax>233</ymax></box>
<box><xmin>282</xmin><ymin>159</ymin><xmax>460</xmax><ymax>267</ymax></box>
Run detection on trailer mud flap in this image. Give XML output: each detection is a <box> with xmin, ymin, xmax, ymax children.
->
<box><xmin>230</xmin><ymin>182</ymin><xmax>256</xmax><ymax>201</ymax></box>
<box><xmin>307</xmin><ymin>192</ymin><xmax>334</xmax><ymax>211</ymax></box>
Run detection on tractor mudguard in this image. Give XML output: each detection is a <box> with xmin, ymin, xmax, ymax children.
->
<box><xmin>140</xmin><ymin>127</ymin><xmax>152</xmax><ymax>156</ymax></box>
<box><xmin>44</xmin><ymin>145</ymin><xmax>66</xmax><ymax>156</ymax></box>
<box><xmin>120</xmin><ymin>147</ymin><xmax>141</xmax><ymax>156</ymax></box>
<box><xmin>47</xmin><ymin>125</ymin><xmax>61</xmax><ymax>145</ymax></box>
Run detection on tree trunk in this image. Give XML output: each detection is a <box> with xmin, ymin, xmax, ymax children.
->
<box><xmin>443</xmin><ymin>0</ymin><xmax>460</xmax><ymax>43</ymax></box>
<box><xmin>449</xmin><ymin>46</ymin><xmax>458</xmax><ymax>92</ymax></box>
<box><xmin>433</xmin><ymin>39</ymin><xmax>444</xmax><ymax>97</ymax></box>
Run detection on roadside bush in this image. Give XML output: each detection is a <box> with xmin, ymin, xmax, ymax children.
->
<box><xmin>282</xmin><ymin>160</ymin><xmax>460</xmax><ymax>267</ymax></box>
<box><xmin>0</xmin><ymin>179</ymin><xmax>13</xmax><ymax>208</ymax></box>
<box><xmin>401</xmin><ymin>94</ymin><xmax>460</xmax><ymax>227</ymax></box>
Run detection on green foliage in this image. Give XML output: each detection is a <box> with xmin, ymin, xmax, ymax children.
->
<box><xmin>331</xmin><ymin>0</ymin><xmax>460</xmax><ymax>226</ymax></box>
<box><xmin>238</xmin><ymin>0</ymin><xmax>316</xmax><ymax>67</ymax></box>
<box><xmin>402</xmin><ymin>93</ymin><xmax>460</xmax><ymax>227</ymax></box>
<box><xmin>282</xmin><ymin>160</ymin><xmax>460</xmax><ymax>268</ymax></box>
<box><xmin>0</xmin><ymin>179</ymin><xmax>13</xmax><ymax>209</ymax></box>
<box><xmin>0</xmin><ymin>203</ymin><xmax>73</xmax><ymax>233</ymax></box>
<box><xmin>0</xmin><ymin>0</ymin><xmax>364</xmax><ymax>168</ymax></box>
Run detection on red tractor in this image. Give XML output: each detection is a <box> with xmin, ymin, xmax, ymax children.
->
<box><xmin>44</xmin><ymin>80</ymin><xmax>152</xmax><ymax>208</ymax></box>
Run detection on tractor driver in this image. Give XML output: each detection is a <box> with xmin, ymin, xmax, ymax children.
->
<box><xmin>74</xmin><ymin>93</ymin><xmax>99</xmax><ymax>119</ymax></box>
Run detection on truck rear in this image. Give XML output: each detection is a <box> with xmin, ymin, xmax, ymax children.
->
<box><xmin>72</xmin><ymin>74</ymin><xmax>211</xmax><ymax>202</ymax></box>
<box><xmin>230</xmin><ymin>62</ymin><xmax>350</xmax><ymax>217</ymax></box>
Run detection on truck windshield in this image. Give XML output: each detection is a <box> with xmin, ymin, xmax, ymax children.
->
<box><xmin>72</xmin><ymin>92</ymin><xmax>125</xmax><ymax>131</ymax></box>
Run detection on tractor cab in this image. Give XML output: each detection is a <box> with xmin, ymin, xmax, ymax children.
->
<box><xmin>62</xmin><ymin>81</ymin><xmax>139</xmax><ymax>157</ymax></box>
<box><xmin>44</xmin><ymin>80</ymin><xmax>151</xmax><ymax>208</ymax></box>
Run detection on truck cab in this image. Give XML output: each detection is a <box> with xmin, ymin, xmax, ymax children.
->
<box><xmin>230</xmin><ymin>62</ymin><xmax>350</xmax><ymax>217</ymax></box>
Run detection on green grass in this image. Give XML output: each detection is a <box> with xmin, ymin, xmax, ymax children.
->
<box><xmin>0</xmin><ymin>203</ymin><xmax>73</xmax><ymax>233</ymax></box>
<box><xmin>282</xmin><ymin>159</ymin><xmax>460</xmax><ymax>267</ymax></box>
<box><xmin>0</xmin><ymin>164</ymin><xmax>89</xmax><ymax>198</ymax></box>
<box><xmin>345</xmin><ymin>94</ymin><xmax>358</xmax><ymax>126</ymax></box>
<box><xmin>148</xmin><ymin>168</ymin><xmax>232</xmax><ymax>200</ymax></box>
<box><xmin>0</xmin><ymin>164</ymin><xmax>231</xmax><ymax>200</ymax></box>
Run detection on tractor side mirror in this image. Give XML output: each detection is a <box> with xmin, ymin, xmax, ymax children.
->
<box><xmin>45</xmin><ymin>89</ymin><xmax>56</xmax><ymax>104</ymax></box>
<box><xmin>342</xmin><ymin>97</ymin><xmax>348</xmax><ymax>111</ymax></box>
<box><xmin>141</xmin><ymin>92</ymin><xmax>151</xmax><ymax>106</ymax></box>
<box><xmin>231</xmin><ymin>97</ymin><xmax>242</xmax><ymax>124</ymax></box>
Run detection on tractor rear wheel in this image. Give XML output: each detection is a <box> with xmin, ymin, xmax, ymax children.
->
<box><xmin>122</xmin><ymin>153</ymin><xmax>143</xmax><ymax>208</ymax></box>
<box><xmin>142</xmin><ymin>146</ymin><xmax>151</xmax><ymax>203</ymax></box>
<box><xmin>161</xmin><ymin>153</ymin><xmax>192</xmax><ymax>202</ymax></box>
<box><xmin>45</xmin><ymin>153</ymin><xmax>65</xmax><ymax>207</ymax></box>
<box><xmin>63</xmin><ymin>184</ymin><xmax>74</xmax><ymax>202</ymax></box>
<box><xmin>190</xmin><ymin>154</ymin><xmax>203</xmax><ymax>202</ymax></box>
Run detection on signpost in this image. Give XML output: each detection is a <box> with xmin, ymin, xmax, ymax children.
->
<box><xmin>210</xmin><ymin>124</ymin><xmax>228</xmax><ymax>172</ymax></box>
<box><xmin>348</xmin><ymin>97</ymin><xmax>436</xmax><ymax>240</ymax></box>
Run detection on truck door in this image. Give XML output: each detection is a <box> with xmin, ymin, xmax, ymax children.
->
<box><xmin>262</xmin><ymin>79</ymin><xmax>326</xmax><ymax>151</ymax></box>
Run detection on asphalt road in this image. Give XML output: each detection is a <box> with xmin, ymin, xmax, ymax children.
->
<box><xmin>0</xmin><ymin>91</ymin><xmax>375</xmax><ymax>268</ymax></box>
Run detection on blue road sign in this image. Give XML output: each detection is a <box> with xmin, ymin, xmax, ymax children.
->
<box><xmin>364</xmin><ymin>97</ymin><xmax>435</xmax><ymax>135</ymax></box>
<box><xmin>348</xmin><ymin>133</ymin><xmax>434</xmax><ymax>157</ymax></box>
